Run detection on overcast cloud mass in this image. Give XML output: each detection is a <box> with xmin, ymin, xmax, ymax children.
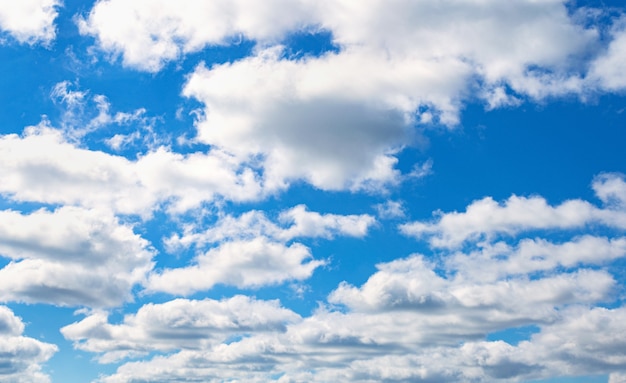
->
<box><xmin>1</xmin><ymin>0</ymin><xmax>626</xmax><ymax>382</ymax></box>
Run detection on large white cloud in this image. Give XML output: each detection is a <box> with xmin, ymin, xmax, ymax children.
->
<box><xmin>0</xmin><ymin>306</ymin><xmax>57</xmax><ymax>383</ymax></box>
<box><xmin>0</xmin><ymin>206</ymin><xmax>154</xmax><ymax>307</ymax></box>
<box><xmin>78</xmin><ymin>0</ymin><xmax>624</xmax><ymax>193</ymax></box>
<box><xmin>0</xmin><ymin>0</ymin><xmax>59</xmax><ymax>45</ymax></box>
<box><xmin>182</xmin><ymin>49</ymin><xmax>438</xmax><ymax>191</ymax></box>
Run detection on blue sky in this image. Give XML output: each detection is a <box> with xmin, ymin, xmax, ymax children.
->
<box><xmin>1</xmin><ymin>1</ymin><xmax>626</xmax><ymax>382</ymax></box>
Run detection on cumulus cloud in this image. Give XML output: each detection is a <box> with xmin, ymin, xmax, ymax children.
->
<box><xmin>0</xmin><ymin>0</ymin><xmax>59</xmax><ymax>45</ymax></box>
<box><xmin>0</xmin><ymin>306</ymin><xmax>57</xmax><ymax>383</ymax></box>
<box><xmin>183</xmin><ymin>52</ymin><xmax>410</xmax><ymax>191</ymax></box>
<box><xmin>76</xmin><ymin>0</ymin><xmax>626</xmax><ymax>193</ymax></box>
<box><xmin>149</xmin><ymin>206</ymin><xmax>374</xmax><ymax>295</ymax></box>
<box><xmin>400</xmin><ymin>173</ymin><xmax>626</xmax><ymax>248</ymax></box>
<box><xmin>82</xmin><ymin>173</ymin><xmax>626</xmax><ymax>382</ymax></box>
<box><xmin>0</xmin><ymin>123</ymin><xmax>266</xmax><ymax>216</ymax></box>
<box><xmin>0</xmin><ymin>206</ymin><xmax>154</xmax><ymax>307</ymax></box>
<box><xmin>447</xmin><ymin>235</ymin><xmax>626</xmax><ymax>282</ymax></box>
<box><xmin>78</xmin><ymin>0</ymin><xmax>314</xmax><ymax>72</ymax></box>
<box><xmin>589</xmin><ymin>17</ymin><xmax>626</xmax><ymax>91</ymax></box>
<box><xmin>61</xmin><ymin>295</ymin><xmax>300</xmax><ymax>363</ymax></box>
<box><xmin>147</xmin><ymin>237</ymin><xmax>324</xmax><ymax>295</ymax></box>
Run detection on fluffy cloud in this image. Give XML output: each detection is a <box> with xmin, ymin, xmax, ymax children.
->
<box><xmin>61</xmin><ymin>295</ymin><xmax>300</xmax><ymax>363</ymax></box>
<box><xmin>78</xmin><ymin>0</ymin><xmax>313</xmax><ymax>72</ymax></box>
<box><xmin>147</xmin><ymin>237</ymin><xmax>324</xmax><ymax>295</ymax></box>
<box><xmin>77</xmin><ymin>0</ymin><xmax>626</xmax><ymax>193</ymax></box>
<box><xmin>0</xmin><ymin>0</ymin><xmax>59</xmax><ymax>45</ymax></box>
<box><xmin>71</xmin><ymin>297</ymin><xmax>626</xmax><ymax>382</ymax></box>
<box><xmin>183</xmin><ymin>50</ymin><xmax>416</xmax><ymax>191</ymax></box>
<box><xmin>166</xmin><ymin>204</ymin><xmax>375</xmax><ymax>249</ymax></box>
<box><xmin>149</xmin><ymin>206</ymin><xmax>374</xmax><ymax>295</ymax></box>
<box><xmin>328</xmin><ymin>254</ymin><xmax>615</xmax><ymax>328</ymax></box>
<box><xmin>81</xmin><ymin>0</ymin><xmax>599</xmax><ymax>96</ymax></box>
<box><xmin>83</xmin><ymin>173</ymin><xmax>626</xmax><ymax>382</ymax></box>
<box><xmin>588</xmin><ymin>17</ymin><xmax>626</xmax><ymax>91</ymax></box>
<box><xmin>0</xmin><ymin>306</ymin><xmax>57</xmax><ymax>383</ymax></box>
<box><xmin>0</xmin><ymin>123</ymin><xmax>265</xmax><ymax>216</ymax></box>
<box><xmin>400</xmin><ymin>173</ymin><xmax>626</xmax><ymax>248</ymax></box>
<box><xmin>447</xmin><ymin>235</ymin><xmax>626</xmax><ymax>282</ymax></box>
<box><xmin>0</xmin><ymin>206</ymin><xmax>154</xmax><ymax>307</ymax></box>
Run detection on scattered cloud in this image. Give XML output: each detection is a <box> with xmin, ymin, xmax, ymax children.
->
<box><xmin>2</xmin><ymin>1</ymin><xmax>626</xmax><ymax>382</ymax></box>
<box><xmin>374</xmin><ymin>200</ymin><xmax>406</xmax><ymax>220</ymax></box>
<box><xmin>76</xmin><ymin>173</ymin><xmax>626</xmax><ymax>382</ymax></box>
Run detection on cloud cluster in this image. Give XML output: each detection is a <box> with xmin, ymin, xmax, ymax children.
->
<box><xmin>0</xmin><ymin>0</ymin><xmax>59</xmax><ymax>45</ymax></box>
<box><xmin>61</xmin><ymin>295</ymin><xmax>300</xmax><ymax>363</ymax></box>
<box><xmin>2</xmin><ymin>1</ymin><xmax>626</xmax><ymax>381</ymax></box>
<box><xmin>0</xmin><ymin>306</ymin><xmax>57</xmax><ymax>383</ymax></box>
<box><xmin>0</xmin><ymin>206</ymin><xmax>154</xmax><ymax>307</ymax></box>
<box><xmin>0</xmin><ymin>123</ymin><xmax>265</xmax><ymax>216</ymax></box>
<box><xmin>77</xmin><ymin>0</ymin><xmax>626</xmax><ymax>193</ymax></box>
<box><xmin>400</xmin><ymin>173</ymin><xmax>626</xmax><ymax>248</ymax></box>
<box><xmin>62</xmin><ymin>174</ymin><xmax>626</xmax><ymax>382</ymax></box>
<box><xmin>148</xmin><ymin>206</ymin><xmax>375</xmax><ymax>295</ymax></box>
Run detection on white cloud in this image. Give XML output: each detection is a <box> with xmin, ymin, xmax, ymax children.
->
<box><xmin>151</xmin><ymin>206</ymin><xmax>374</xmax><ymax>295</ymax></box>
<box><xmin>78</xmin><ymin>0</ymin><xmax>314</xmax><ymax>72</ymax></box>
<box><xmin>79</xmin><ymin>207</ymin><xmax>626</xmax><ymax>382</ymax></box>
<box><xmin>0</xmin><ymin>0</ymin><xmax>59</xmax><ymax>45</ymax></box>
<box><xmin>147</xmin><ymin>237</ymin><xmax>324</xmax><ymax>295</ymax></box>
<box><xmin>0</xmin><ymin>306</ymin><xmax>57</xmax><ymax>383</ymax></box>
<box><xmin>0</xmin><ymin>306</ymin><xmax>24</xmax><ymax>336</ymax></box>
<box><xmin>521</xmin><ymin>306</ymin><xmax>626</xmax><ymax>376</ymax></box>
<box><xmin>91</xmin><ymin>299</ymin><xmax>626</xmax><ymax>382</ymax></box>
<box><xmin>329</xmin><ymin>254</ymin><xmax>614</xmax><ymax>323</ymax></box>
<box><xmin>61</xmin><ymin>295</ymin><xmax>300</xmax><ymax>363</ymax></box>
<box><xmin>0</xmin><ymin>123</ymin><xmax>267</xmax><ymax>216</ymax></box>
<box><xmin>374</xmin><ymin>200</ymin><xmax>406</xmax><ymax>220</ymax></box>
<box><xmin>400</xmin><ymin>173</ymin><xmax>626</xmax><ymax>248</ymax></box>
<box><xmin>593</xmin><ymin>172</ymin><xmax>626</xmax><ymax>207</ymax></box>
<box><xmin>589</xmin><ymin>18</ymin><xmax>626</xmax><ymax>91</ymax></box>
<box><xmin>407</xmin><ymin>159</ymin><xmax>434</xmax><ymax>180</ymax></box>
<box><xmin>447</xmin><ymin>236</ymin><xmax>626</xmax><ymax>282</ymax></box>
<box><xmin>0</xmin><ymin>124</ymin><xmax>153</xmax><ymax>215</ymax></box>
<box><xmin>167</xmin><ymin>204</ymin><xmax>375</xmax><ymax>250</ymax></box>
<box><xmin>0</xmin><ymin>206</ymin><xmax>154</xmax><ymax>307</ymax></box>
<box><xmin>51</xmin><ymin>81</ymin><xmax>163</xmax><ymax>146</ymax></box>
<box><xmin>77</xmin><ymin>0</ymin><xmax>624</xmax><ymax>194</ymax></box>
<box><xmin>183</xmin><ymin>51</ymin><xmax>411</xmax><ymax>191</ymax></box>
